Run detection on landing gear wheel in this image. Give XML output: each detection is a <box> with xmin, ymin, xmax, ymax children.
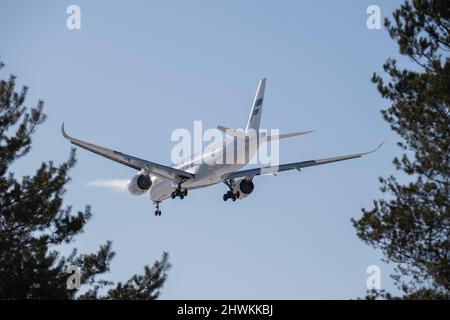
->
<box><xmin>171</xmin><ymin>179</ymin><xmax>188</xmax><ymax>200</ymax></box>
<box><xmin>223</xmin><ymin>180</ymin><xmax>240</xmax><ymax>202</ymax></box>
<box><xmin>154</xmin><ymin>202</ymin><xmax>162</xmax><ymax>216</ymax></box>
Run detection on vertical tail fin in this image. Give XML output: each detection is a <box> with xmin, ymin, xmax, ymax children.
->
<box><xmin>245</xmin><ymin>78</ymin><xmax>266</xmax><ymax>133</ymax></box>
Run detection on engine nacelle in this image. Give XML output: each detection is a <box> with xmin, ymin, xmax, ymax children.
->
<box><xmin>127</xmin><ymin>172</ymin><xmax>152</xmax><ymax>195</ymax></box>
<box><xmin>233</xmin><ymin>178</ymin><xmax>254</xmax><ymax>200</ymax></box>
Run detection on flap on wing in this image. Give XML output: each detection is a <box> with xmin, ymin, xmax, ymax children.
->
<box><xmin>61</xmin><ymin>123</ymin><xmax>194</xmax><ymax>182</ymax></box>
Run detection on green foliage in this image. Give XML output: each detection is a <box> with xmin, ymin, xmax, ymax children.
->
<box><xmin>83</xmin><ymin>252</ymin><xmax>171</xmax><ymax>300</ymax></box>
<box><xmin>352</xmin><ymin>0</ymin><xmax>449</xmax><ymax>299</ymax></box>
<box><xmin>0</xmin><ymin>61</ymin><xmax>171</xmax><ymax>299</ymax></box>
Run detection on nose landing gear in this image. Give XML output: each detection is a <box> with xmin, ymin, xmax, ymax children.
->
<box><xmin>154</xmin><ymin>202</ymin><xmax>162</xmax><ymax>216</ymax></box>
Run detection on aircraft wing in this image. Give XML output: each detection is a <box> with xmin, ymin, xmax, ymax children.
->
<box><xmin>61</xmin><ymin>123</ymin><xmax>194</xmax><ymax>182</ymax></box>
<box><xmin>225</xmin><ymin>141</ymin><xmax>384</xmax><ymax>180</ymax></box>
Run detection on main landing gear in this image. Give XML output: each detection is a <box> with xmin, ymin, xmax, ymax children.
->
<box><xmin>171</xmin><ymin>180</ymin><xmax>188</xmax><ymax>200</ymax></box>
<box><xmin>154</xmin><ymin>202</ymin><xmax>162</xmax><ymax>216</ymax></box>
<box><xmin>171</xmin><ymin>188</ymin><xmax>188</xmax><ymax>199</ymax></box>
<box><xmin>223</xmin><ymin>179</ymin><xmax>240</xmax><ymax>201</ymax></box>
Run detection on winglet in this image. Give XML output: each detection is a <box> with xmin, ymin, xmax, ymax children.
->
<box><xmin>364</xmin><ymin>139</ymin><xmax>385</xmax><ymax>155</ymax></box>
<box><xmin>61</xmin><ymin>122</ymin><xmax>69</xmax><ymax>139</ymax></box>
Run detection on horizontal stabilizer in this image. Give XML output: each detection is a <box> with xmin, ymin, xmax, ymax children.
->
<box><xmin>262</xmin><ymin>130</ymin><xmax>314</xmax><ymax>142</ymax></box>
<box><xmin>217</xmin><ymin>125</ymin><xmax>313</xmax><ymax>143</ymax></box>
<box><xmin>216</xmin><ymin>125</ymin><xmax>247</xmax><ymax>140</ymax></box>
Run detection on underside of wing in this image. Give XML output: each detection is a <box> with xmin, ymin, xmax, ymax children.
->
<box><xmin>61</xmin><ymin>123</ymin><xmax>194</xmax><ymax>182</ymax></box>
<box><xmin>225</xmin><ymin>141</ymin><xmax>384</xmax><ymax>180</ymax></box>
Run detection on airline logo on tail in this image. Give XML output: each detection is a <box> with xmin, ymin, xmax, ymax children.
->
<box><xmin>252</xmin><ymin>98</ymin><xmax>263</xmax><ymax>117</ymax></box>
<box><xmin>246</xmin><ymin>78</ymin><xmax>266</xmax><ymax>132</ymax></box>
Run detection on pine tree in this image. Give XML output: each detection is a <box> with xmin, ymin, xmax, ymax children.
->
<box><xmin>0</xmin><ymin>61</ymin><xmax>171</xmax><ymax>299</ymax></box>
<box><xmin>352</xmin><ymin>0</ymin><xmax>449</xmax><ymax>299</ymax></box>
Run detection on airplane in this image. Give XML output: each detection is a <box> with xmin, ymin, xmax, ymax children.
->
<box><xmin>62</xmin><ymin>78</ymin><xmax>383</xmax><ymax>216</ymax></box>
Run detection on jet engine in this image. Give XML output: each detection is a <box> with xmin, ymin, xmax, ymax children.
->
<box><xmin>231</xmin><ymin>177</ymin><xmax>254</xmax><ymax>200</ymax></box>
<box><xmin>127</xmin><ymin>172</ymin><xmax>152</xmax><ymax>195</ymax></box>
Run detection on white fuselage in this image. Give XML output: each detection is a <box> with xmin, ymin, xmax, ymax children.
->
<box><xmin>149</xmin><ymin>136</ymin><xmax>260</xmax><ymax>202</ymax></box>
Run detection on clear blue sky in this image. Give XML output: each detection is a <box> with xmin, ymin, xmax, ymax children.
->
<box><xmin>1</xmin><ymin>0</ymin><xmax>406</xmax><ymax>299</ymax></box>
